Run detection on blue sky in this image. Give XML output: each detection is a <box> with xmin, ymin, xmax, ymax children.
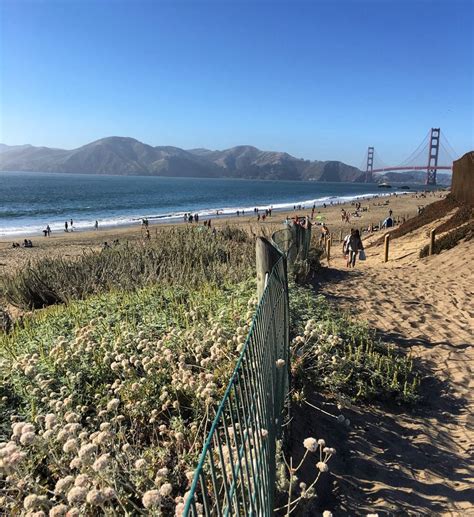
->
<box><xmin>0</xmin><ymin>0</ymin><xmax>472</xmax><ymax>167</ymax></box>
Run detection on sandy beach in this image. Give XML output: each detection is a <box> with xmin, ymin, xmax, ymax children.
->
<box><xmin>0</xmin><ymin>190</ymin><xmax>445</xmax><ymax>275</ymax></box>
<box><xmin>298</xmin><ymin>203</ymin><xmax>474</xmax><ymax>515</ymax></box>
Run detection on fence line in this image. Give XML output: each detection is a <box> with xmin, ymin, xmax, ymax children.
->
<box><xmin>183</xmin><ymin>222</ymin><xmax>311</xmax><ymax>516</ymax></box>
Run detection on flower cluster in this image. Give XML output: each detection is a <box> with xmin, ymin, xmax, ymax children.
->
<box><xmin>0</xmin><ymin>283</ymin><xmax>256</xmax><ymax>514</ymax></box>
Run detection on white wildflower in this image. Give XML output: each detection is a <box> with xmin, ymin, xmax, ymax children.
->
<box><xmin>142</xmin><ymin>489</ymin><xmax>161</xmax><ymax>508</ymax></box>
<box><xmin>23</xmin><ymin>494</ymin><xmax>40</xmax><ymax>510</ymax></box>
<box><xmin>12</xmin><ymin>422</ymin><xmax>26</xmax><ymax>437</ymax></box>
<box><xmin>42</xmin><ymin>430</ymin><xmax>54</xmax><ymax>440</ymax></box>
<box><xmin>276</xmin><ymin>359</ymin><xmax>286</xmax><ymax>368</ymax></box>
<box><xmin>303</xmin><ymin>437</ymin><xmax>318</xmax><ymax>452</ymax></box>
<box><xmin>54</xmin><ymin>475</ymin><xmax>74</xmax><ymax>495</ymax></box>
<box><xmin>67</xmin><ymin>486</ymin><xmax>87</xmax><ymax>505</ymax></box>
<box><xmin>135</xmin><ymin>458</ymin><xmax>147</xmax><ymax>470</ymax></box>
<box><xmin>86</xmin><ymin>489</ymin><xmax>105</xmax><ymax>505</ymax></box>
<box><xmin>159</xmin><ymin>483</ymin><xmax>173</xmax><ymax>497</ymax></box>
<box><xmin>62</xmin><ymin>438</ymin><xmax>78</xmax><ymax>453</ymax></box>
<box><xmin>92</xmin><ymin>453</ymin><xmax>110</xmax><ymax>472</ymax></box>
<box><xmin>74</xmin><ymin>473</ymin><xmax>90</xmax><ymax>487</ymax></box>
<box><xmin>21</xmin><ymin>423</ymin><xmax>35</xmax><ymax>434</ymax></box>
<box><xmin>78</xmin><ymin>443</ymin><xmax>97</xmax><ymax>461</ymax></box>
<box><xmin>69</xmin><ymin>457</ymin><xmax>81</xmax><ymax>469</ymax></box>
<box><xmin>20</xmin><ymin>432</ymin><xmax>36</xmax><ymax>446</ymax></box>
<box><xmin>102</xmin><ymin>487</ymin><xmax>116</xmax><ymax>500</ymax></box>
<box><xmin>317</xmin><ymin>461</ymin><xmax>329</xmax><ymax>473</ymax></box>
<box><xmin>107</xmin><ymin>398</ymin><xmax>120</xmax><ymax>411</ymax></box>
<box><xmin>49</xmin><ymin>504</ymin><xmax>68</xmax><ymax>516</ymax></box>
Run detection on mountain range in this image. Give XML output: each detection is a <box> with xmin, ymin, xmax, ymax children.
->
<box><xmin>0</xmin><ymin>137</ymin><xmax>451</xmax><ymax>185</ymax></box>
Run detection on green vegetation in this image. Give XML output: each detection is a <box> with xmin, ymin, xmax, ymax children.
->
<box><xmin>0</xmin><ymin>280</ymin><xmax>256</xmax><ymax>514</ymax></box>
<box><xmin>289</xmin><ymin>286</ymin><xmax>419</xmax><ymax>404</ymax></box>
<box><xmin>0</xmin><ymin>228</ymin><xmax>420</xmax><ymax>515</ymax></box>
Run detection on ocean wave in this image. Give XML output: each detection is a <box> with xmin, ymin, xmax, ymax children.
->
<box><xmin>0</xmin><ymin>191</ymin><xmax>405</xmax><ymax>238</ymax></box>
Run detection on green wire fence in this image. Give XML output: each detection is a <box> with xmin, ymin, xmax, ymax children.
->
<box><xmin>183</xmin><ymin>222</ymin><xmax>311</xmax><ymax>516</ymax></box>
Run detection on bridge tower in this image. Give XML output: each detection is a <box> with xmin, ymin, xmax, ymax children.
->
<box><xmin>365</xmin><ymin>146</ymin><xmax>374</xmax><ymax>183</ymax></box>
<box><xmin>426</xmin><ymin>128</ymin><xmax>440</xmax><ymax>185</ymax></box>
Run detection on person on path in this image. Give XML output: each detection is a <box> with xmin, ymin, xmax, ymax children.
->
<box><xmin>347</xmin><ymin>229</ymin><xmax>364</xmax><ymax>268</ymax></box>
<box><xmin>320</xmin><ymin>224</ymin><xmax>329</xmax><ymax>245</ymax></box>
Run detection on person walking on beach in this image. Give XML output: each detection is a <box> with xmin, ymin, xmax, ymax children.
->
<box><xmin>346</xmin><ymin>229</ymin><xmax>364</xmax><ymax>268</ymax></box>
<box><xmin>65</xmin><ymin>221</ymin><xmax>68</xmax><ymax>232</ymax></box>
<box><xmin>94</xmin><ymin>220</ymin><xmax>99</xmax><ymax>230</ymax></box>
<box><xmin>46</xmin><ymin>225</ymin><xmax>51</xmax><ymax>236</ymax></box>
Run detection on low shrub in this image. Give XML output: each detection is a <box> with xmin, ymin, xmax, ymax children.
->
<box><xmin>289</xmin><ymin>286</ymin><xmax>419</xmax><ymax>404</ymax></box>
<box><xmin>0</xmin><ymin>280</ymin><xmax>256</xmax><ymax>515</ymax></box>
<box><xmin>420</xmin><ymin>219</ymin><xmax>473</xmax><ymax>257</ymax></box>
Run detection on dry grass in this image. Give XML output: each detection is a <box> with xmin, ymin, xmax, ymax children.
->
<box><xmin>1</xmin><ymin>226</ymin><xmax>255</xmax><ymax>309</ymax></box>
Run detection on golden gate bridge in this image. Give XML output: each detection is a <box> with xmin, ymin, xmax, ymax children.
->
<box><xmin>362</xmin><ymin>128</ymin><xmax>458</xmax><ymax>185</ymax></box>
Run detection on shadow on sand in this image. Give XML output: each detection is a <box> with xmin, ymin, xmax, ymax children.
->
<box><xmin>284</xmin><ymin>268</ymin><xmax>472</xmax><ymax>516</ymax></box>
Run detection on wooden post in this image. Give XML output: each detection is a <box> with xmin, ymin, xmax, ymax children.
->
<box><xmin>384</xmin><ymin>233</ymin><xmax>390</xmax><ymax>263</ymax></box>
<box><xmin>429</xmin><ymin>228</ymin><xmax>436</xmax><ymax>256</ymax></box>
<box><xmin>379</xmin><ymin>220</ymin><xmax>383</xmax><ymax>231</ymax></box>
<box><xmin>339</xmin><ymin>229</ymin><xmax>343</xmax><ymax>242</ymax></box>
<box><xmin>326</xmin><ymin>237</ymin><xmax>331</xmax><ymax>262</ymax></box>
<box><xmin>256</xmin><ymin>237</ymin><xmax>282</xmax><ymax>300</ymax></box>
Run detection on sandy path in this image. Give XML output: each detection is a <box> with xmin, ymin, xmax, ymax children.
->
<box><xmin>311</xmin><ymin>228</ymin><xmax>474</xmax><ymax>515</ymax></box>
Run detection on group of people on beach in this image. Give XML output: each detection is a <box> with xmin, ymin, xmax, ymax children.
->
<box><xmin>42</xmin><ymin>220</ymin><xmax>99</xmax><ymax>236</ymax></box>
<box><xmin>11</xmin><ymin>239</ymin><xmax>34</xmax><ymax>248</ymax></box>
<box><xmin>184</xmin><ymin>213</ymin><xmax>200</xmax><ymax>223</ymax></box>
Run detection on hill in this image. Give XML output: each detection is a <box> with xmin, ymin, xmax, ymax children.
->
<box><xmin>375</xmin><ymin>170</ymin><xmax>452</xmax><ymax>186</ymax></box>
<box><xmin>0</xmin><ymin>138</ymin><xmax>451</xmax><ymax>184</ymax></box>
<box><xmin>0</xmin><ymin>137</ymin><xmax>363</xmax><ymax>181</ymax></box>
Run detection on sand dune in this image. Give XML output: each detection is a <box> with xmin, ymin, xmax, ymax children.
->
<box><xmin>313</xmin><ymin>220</ymin><xmax>473</xmax><ymax>515</ymax></box>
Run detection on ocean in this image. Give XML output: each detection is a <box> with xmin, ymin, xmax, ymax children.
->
<box><xmin>0</xmin><ymin>171</ymin><xmax>438</xmax><ymax>237</ymax></box>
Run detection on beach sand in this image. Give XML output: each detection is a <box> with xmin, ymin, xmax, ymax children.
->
<box><xmin>303</xmin><ymin>207</ymin><xmax>474</xmax><ymax>515</ymax></box>
<box><xmin>0</xmin><ymin>190</ymin><xmax>444</xmax><ymax>275</ymax></box>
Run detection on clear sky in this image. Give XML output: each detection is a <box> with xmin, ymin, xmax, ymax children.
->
<box><xmin>0</xmin><ymin>0</ymin><xmax>472</xmax><ymax>167</ymax></box>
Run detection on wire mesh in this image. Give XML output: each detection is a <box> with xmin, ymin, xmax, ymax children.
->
<box><xmin>183</xmin><ymin>225</ymin><xmax>311</xmax><ymax>516</ymax></box>
<box><xmin>272</xmin><ymin>222</ymin><xmax>311</xmax><ymax>265</ymax></box>
<box><xmin>183</xmin><ymin>257</ymin><xmax>289</xmax><ymax>516</ymax></box>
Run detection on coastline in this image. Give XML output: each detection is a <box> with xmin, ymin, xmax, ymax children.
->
<box><xmin>0</xmin><ymin>187</ymin><xmax>444</xmax><ymax>239</ymax></box>
<box><xmin>0</xmin><ymin>190</ymin><xmax>445</xmax><ymax>274</ymax></box>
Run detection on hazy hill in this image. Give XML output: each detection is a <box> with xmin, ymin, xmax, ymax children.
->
<box><xmin>376</xmin><ymin>171</ymin><xmax>452</xmax><ymax>186</ymax></box>
<box><xmin>0</xmin><ymin>136</ymin><xmax>440</xmax><ymax>184</ymax></box>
